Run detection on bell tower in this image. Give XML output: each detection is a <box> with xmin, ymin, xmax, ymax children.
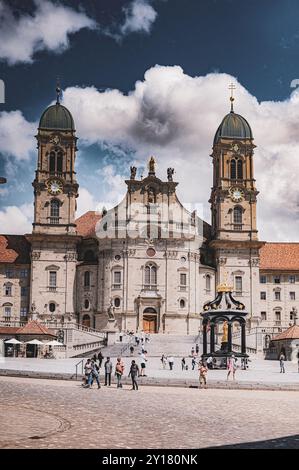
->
<box><xmin>27</xmin><ymin>85</ymin><xmax>80</xmax><ymax>325</ymax></box>
<box><xmin>209</xmin><ymin>85</ymin><xmax>265</xmax><ymax>325</ymax></box>
<box><xmin>33</xmin><ymin>84</ymin><xmax>78</xmax><ymax>234</ymax></box>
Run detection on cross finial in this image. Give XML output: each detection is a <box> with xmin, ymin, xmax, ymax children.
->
<box><xmin>229</xmin><ymin>82</ymin><xmax>236</xmax><ymax>112</ymax></box>
<box><xmin>56</xmin><ymin>77</ymin><xmax>61</xmax><ymax>104</ymax></box>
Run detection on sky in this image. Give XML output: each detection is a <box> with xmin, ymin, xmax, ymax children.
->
<box><xmin>0</xmin><ymin>0</ymin><xmax>299</xmax><ymax>241</ymax></box>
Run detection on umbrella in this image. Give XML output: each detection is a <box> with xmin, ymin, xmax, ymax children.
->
<box><xmin>26</xmin><ymin>339</ymin><xmax>44</xmax><ymax>345</ymax></box>
<box><xmin>5</xmin><ymin>338</ymin><xmax>23</xmax><ymax>344</ymax></box>
<box><xmin>45</xmin><ymin>340</ymin><xmax>64</xmax><ymax>346</ymax></box>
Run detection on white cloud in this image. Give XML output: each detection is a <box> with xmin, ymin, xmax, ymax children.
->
<box><xmin>120</xmin><ymin>0</ymin><xmax>157</xmax><ymax>36</ymax></box>
<box><xmin>0</xmin><ymin>203</ymin><xmax>33</xmax><ymax>234</ymax></box>
<box><xmin>61</xmin><ymin>65</ymin><xmax>299</xmax><ymax>242</ymax></box>
<box><xmin>0</xmin><ymin>0</ymin><xmax>96</xmax><ymax>65</ymax></box>
<box><xmin>0</xmin><ymin>110</ymin><xmax>36</xmax><ymax>160</ymax></box>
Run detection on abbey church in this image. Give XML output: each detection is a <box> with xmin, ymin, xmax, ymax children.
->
<box><xmin>1</xmin><ymin>90</ymin><xmax>298</xmax><ymax>336</ymax></box>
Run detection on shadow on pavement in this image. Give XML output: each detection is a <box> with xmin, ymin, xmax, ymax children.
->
<box><xmin>207</xmin><ymin>434</ymin><xmax>299</xmax><ymax>449</ymax></box>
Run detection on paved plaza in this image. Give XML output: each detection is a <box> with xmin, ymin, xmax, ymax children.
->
<box><xmin>1</xmin><ymin>356</ymin><xmax>299</xmax><ymax>387</ymax></box>
<box><xmin>0</xmin><ymin>376</ymin><xmax>299</xmax><ymax>449</ymax></box>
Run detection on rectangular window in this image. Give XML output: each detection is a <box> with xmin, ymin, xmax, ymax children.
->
<box><xmin>274</xmin><ymin>276</ymin><xmax>281</xmax><ymax>284</ymax></box>
<box><xmin>20</xmin><ymin>307</ymin><xmax>27</xmax><ymax>317</ymax></box>
<box><xmin>180</xmin><ymin>273</ymin><xmax>187</xmax><ymax>285</ymax></box>
<box><xmin>113</xmin><ymin>271</ymin><xmax>121</xmax><ymax>288</ymax></box>
<box><xmin>4</xmin><ymin>306</ymin><xmax>11</xmax><ymax>318</ymax></box>
<box><xmin>21</xmin><ymin>287</ymin><xmax>28</xmax><ymax>297</ymax></box>
<box><xmin>20</xmin><ymin>269</ymin><xmax>28</xmax><ymax>278</ymax></box>
<box><xmin>4</xmin><ymin>284</ymin><xmax>12</xmax><ymax>296</ymax></box>
<box><xmin>260</xmin><ymin>275</ymin><xmax>267</xmax><ymax>284</ymax></box>
<box><xmin>5</xmin><ymin>269</ymin><xmax>14</xmax><ymax>278</ymax></box>
<box><xmin>260</xmin><ymin>292</ymin><xmax>266</xmax><ymax>300</ymax></box>
<box><xmin>261</xmin><ymin>312</ymin><xmax>267</xmax><ymax>321</ymax></box>
<box><xmin>235</xmin><ymin>276</ymin><xmax>242</xmax><ymax>293</ymax></box>
<box><xmin>290</xmin><ymin>292</ymin><xmax>296</xmax><ymax>300</ymax></box>
<box><xmin>274</xmin><ymin>291</ymin><xmax>281</xmax><ymax>301</ymax></box>
<box><xmin>49</xmin><ymin>271</ymin><xmax>57</xmax><ymax>287</ymax></box>
<box><xmin>275</xmin><ymin>311</ymin><xmax>281</xmax><ymax>321</ymax></box>
<box><xmin>289</xmin><ymin>275</ymin><xmax>296</xmax><ymax>284</ymax></box>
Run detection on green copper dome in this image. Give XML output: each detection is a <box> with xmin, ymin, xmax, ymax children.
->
<box><xmin>39</xmin><ymin>103</ymin><xmax>75</xmax><ymax>131</ymax></box>
<box><xmin>214</xmin><ymin>110</ymin><xmax>253</xmax><ymax>145</ymax></box>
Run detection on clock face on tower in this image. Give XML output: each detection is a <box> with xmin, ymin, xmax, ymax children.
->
<box><xmin>46</xmin><ymin>178</ymin><xmax>63</xmax><ymax>195</ymax></box>
<box><xmin>229</xmin><ymin>186</ymin><xmax>244</xmax><ymax>202</ymax></box>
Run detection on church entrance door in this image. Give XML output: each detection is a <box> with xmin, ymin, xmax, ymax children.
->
<box><xmin>82</xmin><ymin>314</ymin><xmax>91</xmax><ymax>328</ymax></box>
<box><xmin>143</xmin><ymin>308</ymin><xmax>157</xmax><ymax>333</ymax></box>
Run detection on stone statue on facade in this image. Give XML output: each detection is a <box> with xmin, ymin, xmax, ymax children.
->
<box><xmin>107</xmin><ymin>301</ymin><xmax>115</xmax><ymax>321</ymax></box>
<box><xmin>130</xmin><ymin>166</ymin><xmax>137</xmax><ymax>180</ymax></box>
<box><xmin>167</xmin><ymin>167</ymin><xmax>174</xmax><ymax>181</ymax></box>
<box><xmin>148</xmin><ymin>156</ymin><xmax>156</xmax><ymax>176</ymax></box>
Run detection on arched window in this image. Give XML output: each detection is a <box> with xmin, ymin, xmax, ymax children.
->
<box><xmin>114</xmin><ymin>297</ymin><xmax>121</xmax><ymax>308</ymax></box>
<box><xmin>84</xmin><ymin>299</ymin><xmax>90</xmax><ymax>310</ymax></box>
<box><xmin>49</xmin><ymin>302</ymin><xmax>56</xmax><ymax>313</ymax></box>
<box><xmin>50</xmin><ymin>199</ymin><xmax>60</xmax><ymax>224</ymax></box>
<box><xmin>179</xmin><ymin>299</ymin><xmax>185</xmax><ymax>309</ymax></box>
<box><xmin>230</xmin><ymin>159</ymin><xmax>236</xmax><ymax>179</ymax></box>
<box><xmin>49</xmin><ymin>149</ymin><xmax>63</xmax><ymax>175</ymax></box>
<box><xmin>84</xmin><ymin>271</ymin><xmax>90</xmax><ymax>288</ymax></box>
<box><xmin>237</xmin><ymin>159</ymin><xmax>243</xmax><ymax>179</ymax></box>
<box><xmin>144</xmin><ymin>264</ymin><xmax>157</xmax><ymax>289</ymax></box>
<box><xmin>233</xmin><ymin>206</ymin><xmax>242</xmax><ymax>230</ymax></box>
<box><xmin>206</xmin><ymin>274</ymin><xmax>211</xmax><ymax>291</ymax></box>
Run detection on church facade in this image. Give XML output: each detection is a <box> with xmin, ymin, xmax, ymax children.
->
<box><xmin>0</xmin><ymin>91</ymin><xmax>299</xmax><ymax>336</ymax></box>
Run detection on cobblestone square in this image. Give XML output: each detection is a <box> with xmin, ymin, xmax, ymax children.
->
<box><xmin>1</xmin><ymin>376</ymin><xmax>299</xmax><ymax>449</ymax></box>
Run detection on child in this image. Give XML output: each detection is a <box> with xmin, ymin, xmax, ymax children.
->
<box><xmin>198</xmin><ymin>362</ymin><xmax>208</xmax><ymax>389</ymax></box>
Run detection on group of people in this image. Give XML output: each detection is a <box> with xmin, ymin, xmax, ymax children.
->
<box><xmin>82</xmin><ymin>352</ymin><xmax>141</xmax><ymax>391</ymax></box>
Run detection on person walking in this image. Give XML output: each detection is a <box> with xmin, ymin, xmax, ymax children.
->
<box><xmin>161</xmin><ymin>354</ymin><xmax>167</xmax><ymax>369</ymax></box>
<box><xmin>97</xmin><ymin>350</ymin><xmax>103</xmax><ymax>368</ymax></box>
<box><xmin>195</xmin><ymin>343</ymin><xmax>199</xmax><ymax>355</ymax></box>
<box><xmin>140</xmin><ymin>351</ymin><xmax>147</xmax><ymax>376</ymax></box>
<box><xmin>198</xmin><ymin>362</ymin><xmax>208</xmax><ymax>389</ymax></box>
<box><xmin>181</xmin><ymin>357</ymin><xmax>186</xmax><ymax>370</ymax></box>
<box><xmin>104</xmin><ymin>357</ymin><xmax>113</xmax><ymax>386</ymax></box>
<box><xmin>191</xmin><ymin>347</ymin><xmax>195</xmax><ymax>356</ymax></box>
<box><xmin>87</xmin><ymin>360</ymin><xmax>101</xmax><ymax>389</ymax></box>
<box><xmin>168</xmin><ymin>356</ymin><xmax>174</xmax><ymax>371</ymax></box>
<box><xmin>192</xmin><ymin>356</ymin><xmax>196</xmax><ymax>370</ymax></box>
<box><xmin>206</xmin><ymin>356</ymin><xmax>213</xmax><ymax>370</ymax></box>
<box><xmin>130</xmin><ymin>345</ymin><xmax>134</xmax><ymax>356</ymax></box>
<box><xmin>279</xmin><ymin>353</ymin><xmax>285</xmax><ymax>373</ymax></box>
<box><xmin>227</xmin><ymin>355</ymin><xmax>237</xmax><ymax>380</ymax></box>
<box><xmin>129</xmin><ymin>360</ymin><xmax>140</xmax><ymax>390</ymax></box>
<box><xmin>115</xmin><ymin>357</ymin><xmax>124</xmax><ymax>388</ymax></box>
<box><xmin>83</xmin><ymin>358</ymin><xmax>92</xmax><ymax>387</ymax></box>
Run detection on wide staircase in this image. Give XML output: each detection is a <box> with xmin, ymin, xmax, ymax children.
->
<box><xmin>136</xmin><ymin>334</ymin><xmax>200</xmax><ymax>358</ymax></box>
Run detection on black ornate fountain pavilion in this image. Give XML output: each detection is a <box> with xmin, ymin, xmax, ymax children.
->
<box><xmin>201</xmin><ymin>279</ymin><xmax>249</xmax><ymax>364</ymax></box>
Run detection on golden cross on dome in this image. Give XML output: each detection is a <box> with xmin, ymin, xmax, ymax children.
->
<box><xmin>229</xmin><ymin>83</ymin><xmax>236</xmax><ymax>112</ymax></box>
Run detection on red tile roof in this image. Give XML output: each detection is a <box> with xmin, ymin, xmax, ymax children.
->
<box><xmin>16</xmin><ymin>320</ymin><xmax>56</xmax><ymax>336</ymax></box>
<box><xmin>260</xmin><ymin>243</ymin><xmax>299</xmax><ymax>271</ymax></box>
<box><xmin>272</xmin><ymin>324</ymin><xmax>299</xmax><ymax>341</ymax></box>
<box><xmin>0</xmin><ymin>327</ymin><xmax>19</xmax><ymax>335</ymax></box>
<box><xmin>0</xmin><ymin>235</ymin><xmax>31</xmax><ymax>264</ymax></box>
<box><xmin>76</xmin><ymin>211</ymin><xmax>101</xmax><ymax>238</ymax></box>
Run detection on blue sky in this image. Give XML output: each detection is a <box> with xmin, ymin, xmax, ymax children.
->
<box><xmin>0</xmin><ymin>0</ymin><xmax>299</xmax><ymax>240</ymax></box>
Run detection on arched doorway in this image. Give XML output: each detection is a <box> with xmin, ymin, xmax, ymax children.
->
<box><xmin>143</xmin><ymin>307</ymin><xmax>157</xmax><ymax>333</ymax></box>
<box><xmin>82</xmin><ymin>314</ymin><xmax>91</xmax><ymax>328</ymax></box>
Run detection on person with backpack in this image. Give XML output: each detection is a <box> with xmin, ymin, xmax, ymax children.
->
<box><xmin>129</xmin><ymin>360</ymin><xmax>140</xmax><ymax>390</ymax></box>
<box><xmin>115</xmin><ymin>357</ymin><xmax>124</xmax><ymax>388</ymax></box>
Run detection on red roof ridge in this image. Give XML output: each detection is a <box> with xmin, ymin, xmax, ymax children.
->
<box><xmin>16</xmin><ymin>320</ymin><xmax>55</xmax><ymax>336</ymax></box>
<box><xmin>272</xmin><ymin>324</ymin><xmax>299</xmax><ymax>341</ymax></box>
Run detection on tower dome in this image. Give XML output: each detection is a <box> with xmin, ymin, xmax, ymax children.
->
<box><xmin>38</xmin><ymin>84</ymin><xmax>75</xmax><ymax>131</ymax></box>
<box><xmin>213</xmin><ymin>87</ymin><xmax>253</xmax><ymax>145</ymax></box>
